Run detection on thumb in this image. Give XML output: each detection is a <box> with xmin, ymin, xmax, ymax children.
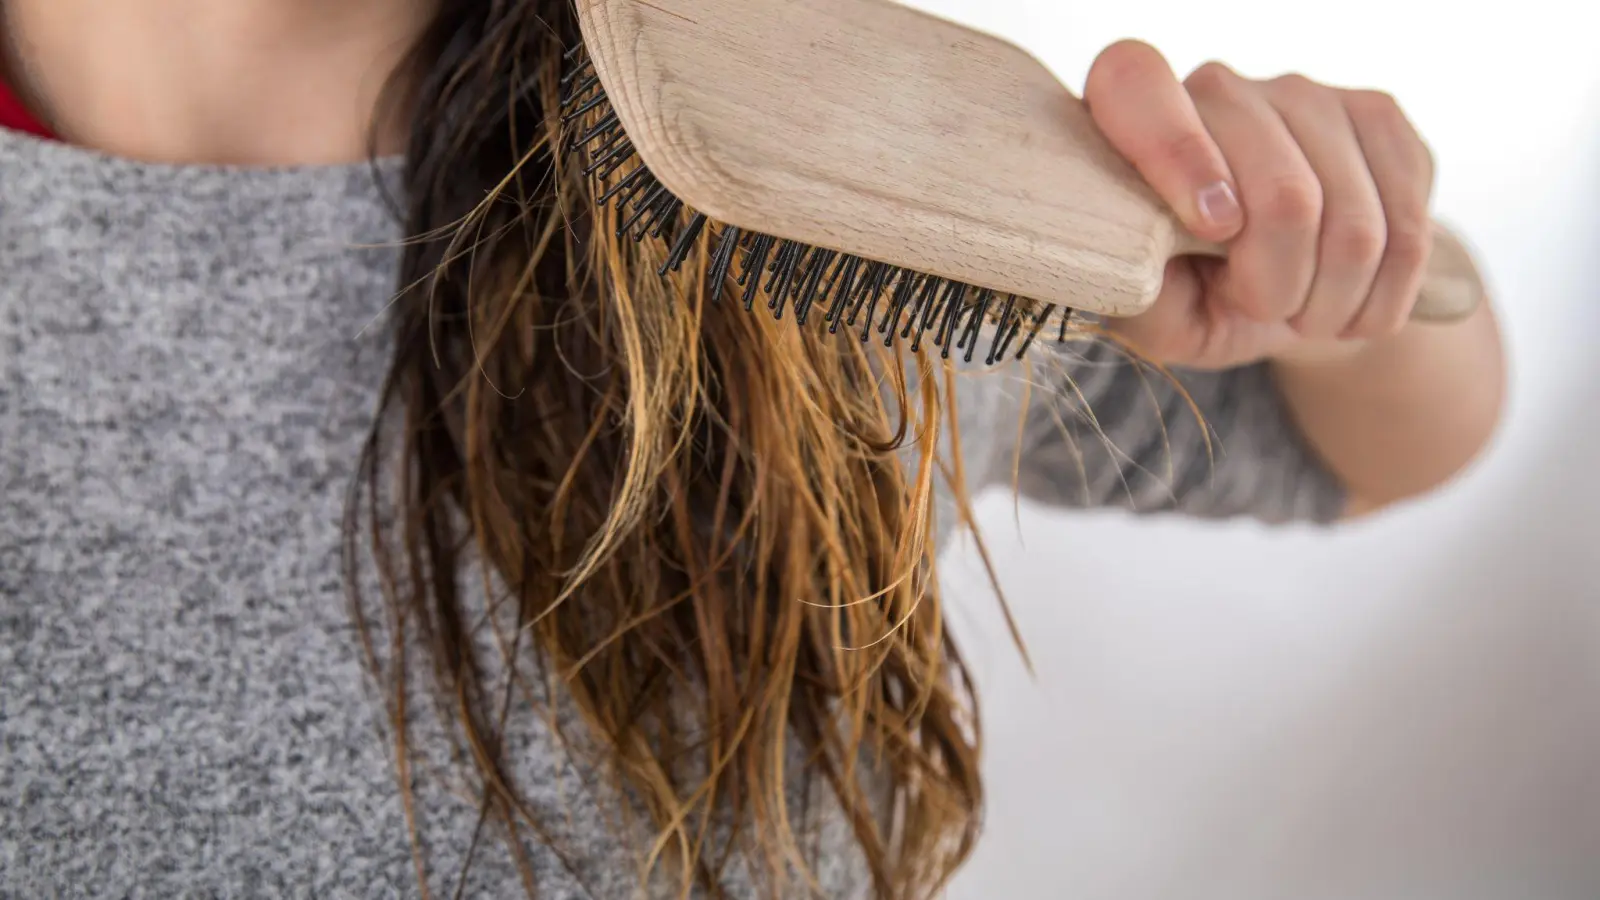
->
<box><xmin>1084</xmin><ymin>40</ymin><xmax>1244</xmax><ymax>244</ymax></box>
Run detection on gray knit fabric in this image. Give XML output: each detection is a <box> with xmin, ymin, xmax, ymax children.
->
<box><xmin>0</xmin><ymin>125</ymin><xmax>1343</xmax><ymax>898</ymax></box>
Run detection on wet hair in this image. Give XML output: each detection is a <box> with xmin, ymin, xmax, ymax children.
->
<box><xmin>348</xmin><ymin>2</ymin><xmax>998</xmax><ymax>896</ymax></box>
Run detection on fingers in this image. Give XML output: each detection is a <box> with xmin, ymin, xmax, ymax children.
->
<box><xmin>1105</xmin><ymin>258</ymin><xmax>1301</xmax><ymax>371</ymax></box>
<box><xmin>1085</xmin><ymin>40</ymin><xmax>1243</xmax><ymax>244</ymax></box>
<box><xmin>1341</xmin><ymin>89</ymin><xmax>1436</xmax><ymax>339</ymax></box>
<box><xmin>1184</xmin><ymin>62</ymin><xmax>1322</xmax><ymax>323</ymax></box>
<box><xmin>1264</xmin><ymin>75</ymin><xmax>1387</xmax><ymax>339</ymax></box>
<box><xmin>1103</xmin><ymin>257</ymin><xmax>1210</xmax><ymax>363</ymax></box>
<box><xmin>1086</xmin><ymin>41</ymin><xmax>1438</xmax><ymax>365</ymax></box>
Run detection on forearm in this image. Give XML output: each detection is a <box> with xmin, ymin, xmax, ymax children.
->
<box><xmin>1269</xmin><ymin>301</ymin><xmax>1507</xmax><ymax>517</ymax></box>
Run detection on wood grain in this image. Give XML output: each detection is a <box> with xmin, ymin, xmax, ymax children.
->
<box><xmin>577</xmin><ymin>0</ymin><xmax>1484</xmax><ymax>322</ymax></box>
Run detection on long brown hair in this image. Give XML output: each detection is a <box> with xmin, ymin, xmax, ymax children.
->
<box><xmin>348</xmin><ymin>2</ymin><xmax>998</xmax><ymax>896</ymax></box>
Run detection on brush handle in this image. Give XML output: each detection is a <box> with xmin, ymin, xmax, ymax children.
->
<box><xmin>1173</xmin><ymin>222</ymin><xmax>1484</xmax><ymax>323</ymax></box>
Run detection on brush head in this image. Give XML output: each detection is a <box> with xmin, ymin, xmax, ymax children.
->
<box><xmin>561</xmin><ymin>43</ymin><xmax>1078</xmax><ymax>366</ymax></box>
<box><xmin>571</xmin><ymin>0</ymin><xmax>1178</xmax><ymax>321</ymax></box>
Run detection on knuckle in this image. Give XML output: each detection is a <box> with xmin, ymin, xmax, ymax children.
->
<box><xmin>1184</xmin><ymin>60</ymin><xmax>1239</xmax><ymax>96</ymax></box>
<box><xmin>1347</xmin><ymin>88</ymin><xmax>1400</xmax><ymax>114</ymax></box>
<box><xmin>1323</xmin><ymin>218</ymin><xmax>1387</xmax><ymax>265</ymax></box>
<box><xmin>1348</xmin><ymin>89</ymin><xmax>1436</xmax><ymax>183</ymax></box>
<box><xmin>1270</xmin><ymin>74</ymin><xmax>1345</xmax><ymax>117</ymax></box>
<box><xmin>1270</xmin><ymin>72</ymin><xmax>1322</xmax><ymax>101</ymax></box>
<box><xmin>1256</xmin><ymin>175</ymin><xmax>1324</xmax><ymax>228</ymax></box>
<box><xmin>1386</xmin><ymin>221</ymin><xmax>1435</xmax><ymax>270</ymax></box>
<box><xmin>1346</xmin><ymin>89</ymin><xmax>1410</xmax><ymax>131</ymax></box>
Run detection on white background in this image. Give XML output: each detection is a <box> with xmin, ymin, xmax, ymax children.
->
<box><xmin>898</xmin><ymin>2</ymin><xmax>1600</xmax><ymax>898</ymax></box>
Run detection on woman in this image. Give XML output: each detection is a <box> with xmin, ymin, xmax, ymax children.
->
<box><xmin>0</xmin><ymin>1</ymin><xmax>1505</xmax><ymax>897</ymax></box>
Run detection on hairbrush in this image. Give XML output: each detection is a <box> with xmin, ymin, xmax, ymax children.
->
<box><xmin>559</xmin><ymin>0</ymin><xmax>1487</xmax><ymax>365</ymax></box>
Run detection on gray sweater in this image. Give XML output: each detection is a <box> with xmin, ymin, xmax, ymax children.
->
<box><xmin>0</xmin><ymin>125</ymin><xmax>1342</xmax><ymax>898</ymax></box>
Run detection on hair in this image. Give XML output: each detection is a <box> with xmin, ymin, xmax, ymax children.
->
<box><xmin>346</xmin><ymin>2</ymin><xmax>1012</xmax><ymax>897</ymax></box>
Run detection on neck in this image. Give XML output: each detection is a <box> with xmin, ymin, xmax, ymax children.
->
<box><xmin>1</xmin><ymin>0</ymin><xmax>436</xmax><ymax>165</ymax></box>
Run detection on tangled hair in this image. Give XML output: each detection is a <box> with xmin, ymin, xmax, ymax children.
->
<box><xmin>349</xmin><ymin>2</ymin><xmax>1010</xmax><ymax>896</ymax></box>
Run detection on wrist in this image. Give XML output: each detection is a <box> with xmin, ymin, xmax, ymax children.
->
<box><xmin>1265</xmin><ymin>304</ymin><xmax>1505</xmax><ymax>513</ymax></box>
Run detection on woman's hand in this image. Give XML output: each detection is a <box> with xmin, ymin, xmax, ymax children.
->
<box><xmin>1081</xmin><ymin>40</ymin><xmax>1507</xmax><ymax>516</ymax></box>
<box><xmin>1082</xmin><ymin>40</ymin><xmax>1438</xmax><ymax>369</ymax></box>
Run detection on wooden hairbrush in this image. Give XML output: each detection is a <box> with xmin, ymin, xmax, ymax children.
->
<box><xmin>561</xmin><ymin>0</ymin><xmax>1487</xmax><ymax>364</ymax></box>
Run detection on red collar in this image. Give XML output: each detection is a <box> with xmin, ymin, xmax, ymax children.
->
<box><xmin>0</xmin><ymin>75</ymin><xmax>55</xmax><ymax>139</ymax></box>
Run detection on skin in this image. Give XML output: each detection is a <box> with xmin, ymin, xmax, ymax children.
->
<box><xmin>0</xmin><ymin>0</ymin><xmax>431</xmax><ymax>163</ymax></box>
<box><xmin>2</xmin><ymin>6</ymin><xmax>1505</xmax><ymax>518</ymax></box>
<box><xmin>1083</xmin><ymin>41</ymin><xmax>1507</xmax><ymax>518</ymax></box>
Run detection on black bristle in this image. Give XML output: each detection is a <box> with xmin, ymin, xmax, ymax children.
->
<box><xmin>559</xmin><ymin>68</ymin><xmax>596</xmax><ymax>103</ymax></box>
<box><xmin>881</xmin><ymin>273</ymin><xmax>918</xmax><ymax>339</ymax></box>
<box><xmin>611</xmin><ymin>171</ymin><xmax>654</xmax><ymax>213</ymax></box>
<box><xmin>845</xmin><ymin>264</ymin><xmax>889</xmax><ymax>329</ymax></box>
<box><xmin>841</xmin><ymin>264</ymin><xmax>877</xmax><ymax>329</ymax></box>
<box><xmin>570</xmin><ymin>111</ymin><xmax>619</xmax><ymax>149</ymax></box>
<box><xmin>593</xmin><ymin>145</ymin><xmax>639</xmax><ymax>182</ymax></box>
<box><xmin>560</xmin><ymin>46</ymin><xmax>1063</xmax><ymax>366</ymax></box>
<box><xmin>775</xmin><ymin>246</ymin><xmax>812</xmax><ymax>320</ymax></box>
<box><xmin>560</xmin><ymin>74</ymin><xmax>600</xmax><ymax>108</ymax></box>
<box><xmin>815</xmin><ymin>255</ymin><xmax>854</xmax><ymax>329</ymax></box>
<box><xmin>560</xmin><ymin>90</ymin><xmax>610</xmax><ymax>123</ymax></box>
<box><xmin>660</xmin><ymin>213</ymin><xmax>710</xmax><ymax>276</ymax></box>
<box><xmin>856</xmin><ymin>269</ymin><xmax>894</xmax><ymax>343</ymax></box>
<box><xmin>883</xmin><ymin>272</ymin><xmax>921</xmax><ymax>341</ymax></box>
<box><xmin>583</xmin><ymin>135</ymin><xmax>634</xmax><ymax>178</ymax></box>
<box><xmin>814</xmin><ymin>255</ymin><xmax>852</xmax><ymax>319</ymax></box>
<box><xmin>1013</xmin><ymin>305</ymin><xmax>1054</xmax><ymax>359</ymax></box>
<box><xmin>764</xmin><ymin>242</ymin><xmax>791</xmax><ymax>280</ymax></box>
<box><xmin>560</xmin><ymin>60</ymin><xmax>594</xmax><ymax>89</ymax></box>
<box><xmin>897</xmin><ymin>276</ymin><xmax>929</xmax><ymax>340</ymax></box>
<box><xmin>565</xmin><ymin>113</ymin><xmax>616</xmax><ymax>157</ymax></box>
<box><xmin>618</xmin><ymin>182</ymin><xmax>670</xmax><ymax>239</ymax></box>
<box><xmin>923</xmin><ymin>281</ymin><xmax>952</xmax><ymax>334</ymax></box>
<box><xmin>992</xmin><ymin>307</ymin><xmax>1025</xmax><ymax>362</ymax></box>
<box><xmin>737</xmin><ymin>235</ymin><xmax>769</xmax><ymax>288</ymax></box>
<box><xmin>939</xmin><ymin>303</ymin><xmax>966</xmax><ymax>360</ymax></box>
<box><xmin>793</xmin><ymin>249</ymin><xmax>836</xmax><ymax>325</ymax></box>
<box><xmin>953</xmin><ymin>292</ymin><xmax>979</xmax><ymax>353</ymax></box>
<box><xmin>582</xmin><ymin>123</ymin><xmax>628</xmax><ymax>161</ymax></box>
<box><xmin>741</xmin><ymin>235</ymin><xmax>777</xmax><ymax>310</ymax></box>
<box><xmin>933</xmin><ymin>283</ymin><xmax>967</xmax><ymax>352</ymax></box>
<box><xmin>907</xmin><ymin>277</ymin><xmax>944</xmax><ymax>351</ymax></box>
<box><xmin>979</xmin><ymin>294</ymin><xmax>1017</xmax><ymax>365</ymax></box>
<box><xmin>825</xmin><ymin>257</ymin><xmax>866</xmax><ymax>333</ymax></box>
<box><xmin>959</xmin><ymin>290</ymin><xmax>993</xmax><ymax>363</ymax></box>
<box><xmin>597</xmin><ymin>166</ymin><xmax>649</xmax><ymax>206</ymax></box>
<box><xmin>763</xmin><ymin>242</ymin><xmax>801</xmax><ymax>297</ymax></box>
<box><xmin>648</xmin><ymin>196</ymin><xmax>683</xmax><ymax>240</ymax></box>
<box><xmin>706</xmin><ymin>226</ymin><xmax>742</xmax><ymax>298</ymax></box>
<box><xmin>1058</xmin><ymin>308</ymin><xmax>1075</xmax><ymax>343</ymax></box>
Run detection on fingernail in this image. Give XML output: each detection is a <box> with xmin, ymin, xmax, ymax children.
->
<box><xmin>1197</xmin><ymin>181</ymin><xmax>1241</xmax><ymax>230</ymax></box>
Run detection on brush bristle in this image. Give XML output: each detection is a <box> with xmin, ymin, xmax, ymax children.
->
<box><xmin>558</xmin><ymin>45</ymin><xmax>1075</xmax><ymax>365</ymax></box>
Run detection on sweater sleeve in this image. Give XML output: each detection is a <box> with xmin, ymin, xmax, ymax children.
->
<box><xmin>992</xmin><ymin>338</ymin><xmax>1348</xmax><ymax>525</ymax></box>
